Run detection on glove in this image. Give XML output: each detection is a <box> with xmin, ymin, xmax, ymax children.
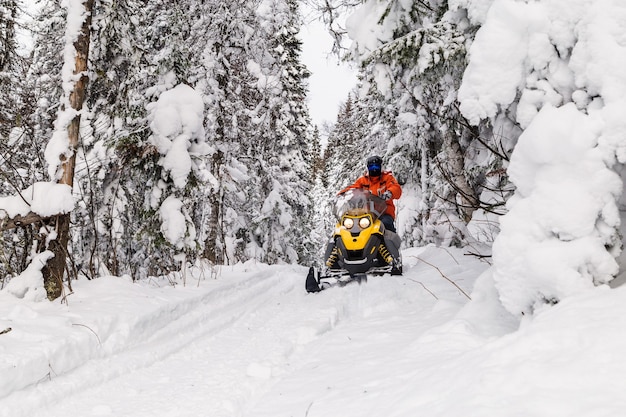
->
<box><xmin>381</xmin><ymin>190</ymin><xmax>393</xmax><ymax>200</ymax></box>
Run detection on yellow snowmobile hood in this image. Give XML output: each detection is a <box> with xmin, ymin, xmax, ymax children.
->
<box><xmin>334</xmin><ymin>214</ymin><xmax>383</xmax><ymax>251</ymax></box>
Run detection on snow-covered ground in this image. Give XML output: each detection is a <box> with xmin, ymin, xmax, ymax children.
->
<box><xmin>1</xmin><ymin>245</ymin><xmax>626</xmax><ymax>417</ymax></box>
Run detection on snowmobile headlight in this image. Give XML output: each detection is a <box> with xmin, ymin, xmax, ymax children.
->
<box><xmin>343</xmin><ymin>218</ymin><xmax>354</xmax><ymax>229</ymax></box>
<box><xmin>359</xmin><ymin>217</ymin><xmax>371</xmax><ymax>229</ymax></box>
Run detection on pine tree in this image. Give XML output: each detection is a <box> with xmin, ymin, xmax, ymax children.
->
<box><xmin>195</xmin><ymin>0</ymin><xmax>258</xmax><ymax>265</ymax></box>
<box><xmin>71</xmin><ymin>0</ymin><xmax>148</xmax><ymax>278</ymax></box>
<box><xmin>336</xmin><ymin>0</ymin><xmax>509</xmax><ymax>247</ymax></box>
<box><xmin>244</xmin><ymin>0</ymin><xmax>315</xmax><ymax>264</ymax></box>
<box><xmin>3</xmin><ymin>0</ymin><xmax>318</xmax><ymax>286</ymax></box>
<box><xmin>325</xmin><ymin>95</ymin><xmax>367</xmax><ymax>192</ymax></box>
<box><xmin>0</xmin><ymin>0</ymin><xmax>18</xmax><ymax>141</ymax></box>
<box><xmin>80</xmin><ymin>0</ymin><xmax>217</xmax><ymax>279</ymax></box>
<box><xmin>0</xmin><ymin>0</ymin><xmax>35</xmax><ymax>282</ymax></box>
<box><xmin>309</xmin><ymin>126</ymin><xmax>329</xmax><ymax>257</ymax></box>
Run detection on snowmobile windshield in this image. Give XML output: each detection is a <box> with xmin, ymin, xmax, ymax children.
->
<box><xmin>334</xmin><ymin>189</ymin><xmax>387</xmax><ymax>220</ymax></box>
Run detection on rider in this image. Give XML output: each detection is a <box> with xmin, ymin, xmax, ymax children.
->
<box><xmin>338</xmin><ymin>155</ymin><xmax>402</xmax><ymax>233</ymax></box>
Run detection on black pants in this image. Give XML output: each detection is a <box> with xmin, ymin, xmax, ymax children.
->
<box><xmin>380</xmin><ymin>214</ymin><xmax>396</xmax><ymax>233</ymax></box>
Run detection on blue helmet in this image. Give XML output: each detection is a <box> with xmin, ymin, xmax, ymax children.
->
<box><xmin>366</xmin><ymin>155</ymin><xmax>382</xmax><ymax>177</ymax></box>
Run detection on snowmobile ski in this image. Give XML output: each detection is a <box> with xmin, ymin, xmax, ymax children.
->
<box><xmin>306</xmin><ymin>267</ymin><xmax>367</xmax><ymax>293</ymax></box>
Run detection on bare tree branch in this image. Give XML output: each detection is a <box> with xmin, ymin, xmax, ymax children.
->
<box><xmin>416</xmin><ymin>256</ymin><xmax>472</xmax><ymax>300</ymax></box>
<box><xmin>0</xmin><ymin>211</ymin><xmax>46</xmax><ymax>231</ymax></box>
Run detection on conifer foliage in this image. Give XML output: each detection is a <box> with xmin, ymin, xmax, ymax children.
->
<box><xmin>319</xmin><ymin>0</ymin><xmax>625</xmax><ymax>314</ymax></box>
<box><xmin>320</xmin><ymin>0</ymin><xmax>512</xmax><ymax>247</ymax></box>
<box><xmin>0</xmin><ymin>0</ymin><xmax>315</xmax><ymax>293</ymax></box>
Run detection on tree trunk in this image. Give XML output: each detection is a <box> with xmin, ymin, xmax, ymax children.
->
<box><xmin>443</xmin><ymin>130</ymin><xmax>479</xmax><ymax>224</ymax></box>
<box><xmin>43</xmin><ymin>0</ymin><xmax>94</xmax><ymax>300</ymax></box>
<box><xmin>203</xmin><ymin>150</ymin><xmax>225</xmax><ymax>264</ymax></box>
<box><xmin>41</xmin><ymin>215</ymin><xmax>71</xmax><ymax>299</ymax></box>
<box><xmin>62</xmin><ymin>0</ymin><xmax>93</xmax><ymax>187</ymax></box>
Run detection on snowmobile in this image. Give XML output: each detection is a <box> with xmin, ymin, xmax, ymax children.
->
<box><xmin>306</xmin><ymin>189</ymin><xmax>402</xmax><ymax>293</ymax></box>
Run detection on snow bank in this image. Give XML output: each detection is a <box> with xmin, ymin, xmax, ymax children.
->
<box><xmin>3</xmin><ymin>247</ymin><xmax>626</xmax><ymax>416</ymax></box>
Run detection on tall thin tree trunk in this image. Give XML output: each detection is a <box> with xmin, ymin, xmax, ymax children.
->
<box><xmin>419</xmin><ymin>135</ymin><xmax>429</xmax><ymax>241</ymax></box>
<box><xmin>41</xmin><ymin>214</ymin><xmax>71</xmax><ymax>299</ymax></box>
<box><xmin>443</xmin><ymin>130</ymin><xmax>479</xmax><ymax>223</ymax></box>
<box><xmin>42</xmin><ymin>0</ymin><xmax>94</xmax><ymax>300</ymax></box>
<box><xmin>203</xmin><ymin>150</ymin><xmax>224</xmax><ymax>264</ymax></box>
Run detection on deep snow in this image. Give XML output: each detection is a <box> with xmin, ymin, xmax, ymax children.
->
<box><xmin>2</xmin><ymin>245</ymin><xmax>626</xmax><ymax>417</ymax></box>
<box><xmin>4</xmin><ymin>0</ymin><xmax>626</xmax><ymax>414</ymax></box>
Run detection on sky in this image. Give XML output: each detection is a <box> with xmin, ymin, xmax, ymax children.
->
<box><xmin>299</xmin><ymin>11</ymin><xmax>358</xmax><ymax>131</ymax></box>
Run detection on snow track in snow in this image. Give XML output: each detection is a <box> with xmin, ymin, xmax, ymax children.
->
<box><xmin>2</xmin><ymin>268</ymin><xmax>289</xmax><ymax>416</ymax></box>
<box><xmin>1</xmin><ymin>246</ymin><xmax>486</xmax><ymax>417</ymax></box>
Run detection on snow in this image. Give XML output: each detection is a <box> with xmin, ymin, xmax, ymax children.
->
<box><xmin>492</xmin><ymin>103</ymin><xmax>621</xmax><ymax>315</ymax></box>
<box><xmin>459</xmin><ymin>0</ymin><xmax>626</xmax><ymax>135</ymax></box>
<box><xmin>2</xmin><ymin>245</ymin><xmax>626</xmax><ymax>416</ymax></box>
<box><xmin>345</xmin><ymin>0</ymin><xmax>395</xmax><ymax>60</ymax></box>
<box><xmin>0</xmin><ymin>182</ymin><xmax>74</xmax><ymax>219</ymax></box>
<box><xmin>158</xmin><ymin>196</ymin><xmax>188</xmax><ymax>250</ymax></box>
<box><xmin>449</xmin><ymin>0</ymin><xmax>496</xmax><ymax>25</ymax></box>
<box><xmin>3</xmin><ymin>252</ymin><xmax>53</xmax><ymax>302</ymax></box>
<box><xmin>3</xmin><ymin>0</ymin><xmax>626</xmax><ymax>415</ymax></box>
<box><xmin>143</xmin><ymin>83</ymin><xmax>209</xmax><ymax>248</ymax></box>
<box><xmin>458</xmin><ymin>0</ymin><xmax>547</xmax><ymax>126</ymax></box>
<box><xmin>147</xmin><ymin>83</ymin><xmax>208</xmax><ymax>190</ymax></box>
<box><xmin>455</xmin><ymin>0</ymin><xmax>626</xmax><ymax>316</ymax></box>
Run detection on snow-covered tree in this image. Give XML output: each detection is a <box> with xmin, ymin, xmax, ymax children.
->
<box><xmin>336</xmin><ymin>0</ymin><xmax>511</xmax><ymax>248</ymax></box>
<box><xmin>135</xmin><ymin>0</ymin><xmax>316</xmax><ymax>266</ymax></box>
<box><xmin>309</xmin><ymin>126</ymin><xmax>330</xmax><ymax>257</ymax></box>
<box><xmin>6</xmin><ymin>0</ymin><xmax>97</xmax><ymax>298</ymax></box>
<box><xmin>0</xmin><ymin>0</ymin><xmax>18</xmax><ymax>141</ymax></box>
<box><xmin>457</xmin><ymin>0</ymin><xmax>625</xmax><ymax>315</ymax></box>
<box><xmin>67</xmin><ymin>0</ymin><xmax>146</xmax><ymax>278</ymax></box>
<box><xmin>325</xmin><ymin>95</ymin><xmax>371</xmax><ymax>191</ymax></box>
<box><xmin>244</xmin><ymin>0</ymin><xmax>315</xmax><ymax>264</ymax></box>
<box><xmin>1</xmin><ymin>0</ymin><xmax>316</xmax><ymax>288</ymax></box>
<box><xmin>191</xmin><ymin>0</ymin><xmax>259</xmax><ymax>265</ymax></box>
<box><xmin>0</xmin><ymin>0</ymin><xmax>35</xmax><ymax>283</ymax></box>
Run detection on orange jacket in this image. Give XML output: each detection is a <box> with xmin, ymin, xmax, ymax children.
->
<box><xmin>338</xmin><ymin>171</ymin><xmax>402</xmax><ymax>219</ymax></box>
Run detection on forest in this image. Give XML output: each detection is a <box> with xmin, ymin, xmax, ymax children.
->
<box><xmin>1</xmin><ymin>0</ymin><xmax>625</xmax><ymax>318</ymax></box>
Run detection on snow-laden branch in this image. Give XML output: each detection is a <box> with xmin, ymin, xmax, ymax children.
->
<box><xmin>0</xmin><ymin>182</ymin><xmax>74</xmax><ymax>231</ymax></box>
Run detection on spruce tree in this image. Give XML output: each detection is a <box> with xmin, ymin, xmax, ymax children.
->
<box><xmin>0</xmin><ymin>0</ymin><xmax>35</xmax><ymax>281</ymax></box>
<box><xmin>334</xmin><ymin>0</ymin><xmax>509</xmax><ymax>246</ymax></box>
<box><xmin>245</xmin><ymin>0</ymin><xmax>315</xmax><ymax>264</ymax></box>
